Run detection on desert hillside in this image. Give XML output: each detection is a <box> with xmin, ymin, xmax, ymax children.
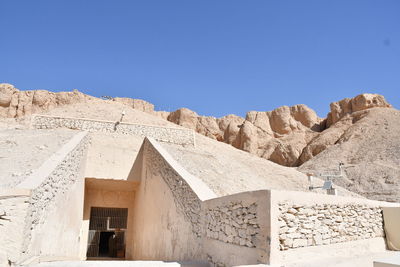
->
<box><xmin>299</xmin><ymin>107</ymin><xmax>400</xmax><ymax>202</ymax></box>
<box><xmin>0</xmin><ymin>83</ymin><xmax>360</xmax><ymax>200</ymax></box>
<box><xmin>0</xmin><ymin>83</ymin><xmax>398</xmax><ymax>201</ymax></box>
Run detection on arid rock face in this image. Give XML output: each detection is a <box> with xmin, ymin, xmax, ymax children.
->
<box><xmin>113</xmin><ymin>97</ymin><xmax>154</xmax><ymax>113</ymax></box>
<box><xmin>326</xmin><ymin>93</ymin><xmax>391</xmax><ymax>127</ymax></box>
<box><xmin>0</xmin><ymin>83</ymin><xmax>90</xmax><ymax>118</ymax></box>
<box><xmin>0</xmin><ymin>83</ymin><xmax>156</xmax><ymax>118</ymax></box>
<box><xmin>163</xmin><ymin>104</ymin><xmax>324</xmax><ymax>166</ymax></box>
<box><xmin>166</xmin><ymin>108</ymin><xmax>243</xmax><ymax>141</ymax></box>
<box><xmin>234</xmin><ymin>105</ymin><xmax>324</xmax><ymax>166</ymax></box>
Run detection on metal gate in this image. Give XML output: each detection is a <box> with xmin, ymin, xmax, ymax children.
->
<box><xmin>86</xmin><ymin>207</ymin><xmax>128</xmax><ymax>258</ymax></box>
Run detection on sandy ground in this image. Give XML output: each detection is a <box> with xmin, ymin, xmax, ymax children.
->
<box><xmin>285</xmin><ymin>251</ymin><xmax>400</xmax><ymax>267</ymax></box>
<box><xmin>23</xmin><ymin>251</ymin><xmax>400</xmax><ymax>267</ymax></box>
<box><xmin>0</xmin><ymin>127</ymin><xmax>76</xmax><ymax>188</ymax></box>
<box><xmin>163</xmin><ymin>134</ymin><xmax>359</xmax><ymax>197</ymax></box>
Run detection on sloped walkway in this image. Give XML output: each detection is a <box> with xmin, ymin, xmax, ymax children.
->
<box><xmin>27</xmin><ymin>261</ymin><xmax>209</xmax><ymax>267</ymax></box>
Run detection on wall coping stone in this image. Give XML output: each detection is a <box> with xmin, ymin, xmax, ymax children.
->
<box><xmin>0</xmin><ymin>189</ymin><xmax>31</xmax><ymax>199</ymax></box>
<box><xmin>270</xmin><ymin>189</ymin><xmax>400</xmax><ymax>207</ymax></box>
<box><xmin>16</xmin><ymin>131</ymin><xmax>88</xmax><ymax>190</ymax></box>
<box><xmin>32</xmin><ymin>114</ymin><xmax>186</xmax><ymax>130</ymax></box>
<box><xmin>145</xmin><ymin>137</ymin><xmax>217</xmax><ymax>201</ymax></box>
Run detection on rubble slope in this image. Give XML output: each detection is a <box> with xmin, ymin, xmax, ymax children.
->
<box><xmin>299</xmin><ymin>108</ymin><xmax>400</xmax><ymax>202</ymax></box>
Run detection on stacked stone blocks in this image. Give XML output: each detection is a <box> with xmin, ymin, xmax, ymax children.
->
<box><xmin>205</xmin><ymin>202</ymin><xmax>260</xmax><ymax>248</ymax></box>
<box><xmin>278</xmin><ymin>203</ymin><xmax>384</xmax><ymax>250</ymax></box>
<box><xmin>32</xmin><ymin>115</ymin><xmax>195</xmax><ymax>146</ymax></box>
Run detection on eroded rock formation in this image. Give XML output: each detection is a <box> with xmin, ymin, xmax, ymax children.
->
<box><xmin>166</xmin><ymin>108</ymin><xmax>244</xmax><ymax>142</ymax></box>
<box><xmin>163</xmin><ymin>104</ymin><xmax>325</xmax><ymax>166</ymax></box>
<box><xmin>160</xmin><ymin>93</ymin><xmax>393</xmax><ymax>167</ymax></box>
<box><xmin>113</xmin><ymin>97</ymin><xmax>155</xmax><ymax>113</ymax></box>
<box><xmin>326</xmin><ymin>93</ymin><xmax>391</xmax><ymax>127</ymax></box>
<box><xmin>0</xmin><ymin>83</ymin><xmax>158</xmax><ymax>118</ymax></box>
<box><xmin>0</xmin><ymin>83</ymin><xmax>90</xmax><ymax>118</ymax></box>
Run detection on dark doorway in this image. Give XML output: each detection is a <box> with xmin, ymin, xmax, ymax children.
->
<box><xmin>99</xmin><ymin>231</ymin><xmax>115</xmax><ymax>257</ymax></box>
<box><xmin>87</xmin><ymin>207</ymin><xmax>128</xmax><ymax>259</ymax></box>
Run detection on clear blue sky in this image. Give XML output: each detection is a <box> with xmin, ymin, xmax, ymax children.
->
<box><xmin>1</xmin><ymin>1</ymin><xmax>399</xmax><ymax>118</ymax></box>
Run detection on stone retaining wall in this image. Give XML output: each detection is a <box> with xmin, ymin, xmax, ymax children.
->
<box><xmin>0</xmin><ymin>132</ymin><xmax>89</xmax><ymax>265</ymax></box>
<box><xmin>278</xmin><ymin>203</ymin><xmax>384</xmax><ymax>250</ymax></box>
<box><xmin>202</xmin><ymin>190</ymin><xmax>271</xmax><ymax>267</ymax></box>
<box><xmin>205</xmin><ymin>202</ymin><xmax>260</xmax><ymax>248</ymax></box>
<box><xmin>32</xmin><ymin>115</ymin><xmax>195</xmax><ymax>146</ymax></box>
<box><xmin>9</xmin><ymin>132</ymin><xmax>89</xmax><ymax>264</ymax></box>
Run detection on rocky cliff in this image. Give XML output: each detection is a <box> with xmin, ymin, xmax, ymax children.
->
<box><xmin>0</xmin><ymin>83</ymin><xmax>394</xmax><ymax>169</ymax></box>
<box><xmin>161</xmin><ymin>93</ymin><xmax>393</xmax><ymax>168</ymax></box>
<box><xmin>0</xmin><ymin>83</ymin><xmax>155</xmax><ymax>118</ymax></box>
<box><xmin>0</xmin><ymin>83</ymin><xmax>92</xmax><ymax>118</ymax></box>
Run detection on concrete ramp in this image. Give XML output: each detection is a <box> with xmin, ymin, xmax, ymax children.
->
<box><xmin>374</xmin><ymin>254</ymin><xmax>400</xmax><ymax>267</ymax></box>
<box><xmin>383</xmin><ymin>207</ymin><xmax>400</xmax><ymax>251</ymax></box>
<box><xmin>26</xmin><ymin>261</ymin><xmax>209</xmax><ymax>267</ymax></box>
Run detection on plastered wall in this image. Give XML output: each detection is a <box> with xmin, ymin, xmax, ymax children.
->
<box><xmin>383</xmin><ymin>207</ymin><xmax>400</xmax><ymax>251</ymax></box>
<box><xmin>2</xmin><ymin>132</ymin><xmax>90</xmax><ymax>265</ymax></box>
<box><xmin>0</xmin><ymin>190</ymin><xmax>30</xmax><ymax>266</ymax></box>
<box><xmin>85</xmin><ymin>133</ymin><xmax>144</xmax><ymax>180</ymax></box>
<box><xmin>127</xmin><ymin>138</ymin><xmax>400</xmax><ymax>267</ymax></box>
<box><xmin>130</xmin><ymin>139</ymin><xmax>209</xmax><ymax>261</ymax></box>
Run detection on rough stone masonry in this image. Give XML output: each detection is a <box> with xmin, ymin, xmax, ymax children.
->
<box><xmin>32</xmin><ymin>115</ymin><xmax>195</xmax><ymax>146</ymax></box>
<box><xmin>205</xmin><ymin>202</ymin><xmax>260</xmax><ymax>248</ymax></box>
<box><xmin>278</xmin><ymin>203</ymin><xmax>385</xmax><ymax>250</ymax></box>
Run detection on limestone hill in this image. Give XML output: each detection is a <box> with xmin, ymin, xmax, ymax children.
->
<box><xmin>299</xmin><ymin>107</ymin><xmax>400</xmax><ymax>202</ymax></box>
<box><xmin>0</xmin><ymin>83</ymin><xmax>398</xmax><ymax>201</ymax></box>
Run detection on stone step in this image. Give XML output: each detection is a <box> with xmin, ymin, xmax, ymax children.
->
<box><xmin>26</xmin><ymin>260</ymin><xmax>210</xmax><ymax>267</ymax></box>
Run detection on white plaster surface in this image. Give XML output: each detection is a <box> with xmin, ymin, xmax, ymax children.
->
<box><xmin>383</xmin><ymin>207</ymin><xmax>400</xmax><ymax>251</ymax></box>
<box><xmin>130</xmin><ymin>138</ymin><xmax>211</xmax><ymax>261</ymax></box>
<box><xmin>85</xmin><ymin>133</ymin><xmax>144</xmax><ymax>180</ymax></box>
<box><xmin>374</xmin><ymin>254</ymin><xmax>400</xmax><ymax>267</ymax></box>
